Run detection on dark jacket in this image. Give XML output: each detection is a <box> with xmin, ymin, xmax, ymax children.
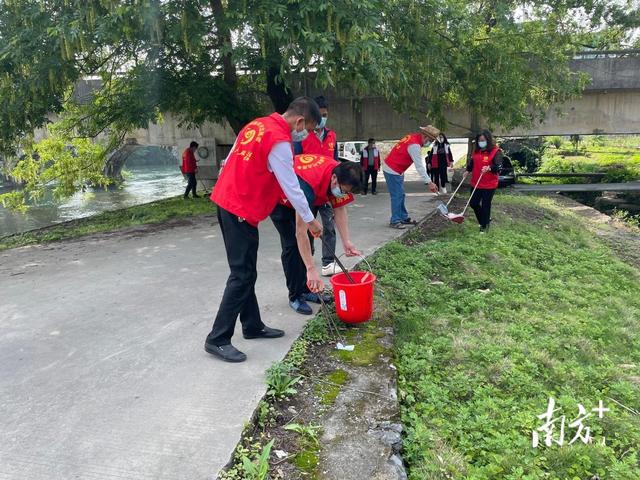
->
<box><xmin>427</xmin><ymin>141</ymin><xmax>454</xmax><ymax>168</ymax></box>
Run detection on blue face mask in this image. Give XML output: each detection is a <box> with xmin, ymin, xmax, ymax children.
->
<box><xmin>331</xmin><ymin>185</ymin><xmax>346</xmax><ymax>198</ymax></box>
<box><xmin>291</xmin><ymin>128</ymin><xmax>308</xmax><ymax>142</ymax></box>
<box><xmin>478</xmin><ymin>140</ymin><xmax>488</xmax><ymax>149</ymax></box>
<box><xmin>317</xmin><ymin>116</ymin><xmax>327</xmax><ymax>129</ymax></box>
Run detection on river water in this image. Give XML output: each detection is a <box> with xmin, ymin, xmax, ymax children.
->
<box><xmin>0</xmin><ymin>166</ymin><xmax>186</xmax><ymax>237</ymax></box>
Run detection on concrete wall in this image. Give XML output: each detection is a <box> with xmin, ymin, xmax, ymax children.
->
<box><xmin>498</xmin><ymin>90</ymin><xmax>640</xmax><ymax>137</ymax></box>
<box><xmin>571</xmin><ymin>55</ymin><xmax>640</xmax><ymax>91</ymax></box>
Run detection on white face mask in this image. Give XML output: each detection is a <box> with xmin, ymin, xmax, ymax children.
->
<box><xmin>331</xmin><ymin>185</ymin><xmax>347</xmax><ymax>198</ymax></box>
<box><xmin>291</xmin><ymin>128</ymin><xmax>308</xmax><ymax>142</ymax></box>
<box><xmin>478</xmin><ymin>140</ymin><xmax>488</xmax><ymax>149</ymax></box>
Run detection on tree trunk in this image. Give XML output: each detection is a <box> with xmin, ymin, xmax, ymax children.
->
<box><xmin>467</xmin><ymin>109</ymin><xmax>480</xmax><ymax>159</ymax></box>
<box><xmin>209</xmin><ymin>0</ymin><xmax>247</xmax><ymax>134</ymax></box>
<box><xmin>265</xmin><ymin>40</ymin><xmax>294</xmax><ymax>114</ymax></box>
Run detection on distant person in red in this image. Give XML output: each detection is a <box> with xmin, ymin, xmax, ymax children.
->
<box><xmin>360</xmin><ymin>138</ymin><xmax>380</xmax><ymax>195</ymax></box>
<box><xmin>426</xmin><ymin>132</ymin><xmax>454</xmax><ymax>194</ymax></box>
<box><xmin>463</xmin><ymin>129</ymin><xmax>503</xmax><ymax>233</ymax></box>
<box><xmin>182</xmin><ymin>141</ymin><xmax>200</xmax><ymax>199</ymax></box>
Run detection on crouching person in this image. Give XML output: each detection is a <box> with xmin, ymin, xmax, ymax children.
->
<box><xmin>271</xmin><ymin>155</ymin><xmax>363</xmax><ymax>313</ymax></box>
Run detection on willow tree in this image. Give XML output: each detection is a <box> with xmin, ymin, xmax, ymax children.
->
<box><xmin>1</xmin><ymin>0</ymin><xmax>392</xmax><ymax>207</ymax></box>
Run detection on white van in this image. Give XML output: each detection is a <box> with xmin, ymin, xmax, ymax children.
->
<box><xmin>338</xmin><ymin>141</ymin><xmax>367</xmax><ymax>162</ymax></box>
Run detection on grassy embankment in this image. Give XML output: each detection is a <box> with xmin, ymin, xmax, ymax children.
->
<box><xmin>537</xmin><ymin>136</ymin><xmax>640</xmax><ymax>184</ymax></box>
<box><xmin>370</xmin><ymin>193</ymin><xmax>640</xmax><ymax>479</ymax></box>
<box><xmin>0</xmin><ymin>195</ymin><xmax>214</xmax><ymax>251</ymax></box>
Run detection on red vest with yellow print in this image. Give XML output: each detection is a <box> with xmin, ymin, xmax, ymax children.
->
<box><xmin>211</xmin><ymin>113</ymin><xmax>291</xmax><ymax>226</ymax></box>
<box><xmin>471</xmin><ymin>147</ymin><xmax>500</xmax><ymax>190</ymax></box>
<box><xmin>301</xmin><ymin>129</ymin><xmax>337</xmax><ymax>157</ymax></box>
<box><xmin>283</xmin><ymin>154</ymin><xmax>354</xmax><ymax>209</ymax></box>
<box><xmin>384</xmin><ymin>133</ymin><xmax>424</xmax><ymax>174</ymax></box>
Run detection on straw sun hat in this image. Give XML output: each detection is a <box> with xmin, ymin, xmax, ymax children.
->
<box><xmin>419</xmin><ymin>125</ymin><xmax>441</xmax><ymax>140</ymax></box>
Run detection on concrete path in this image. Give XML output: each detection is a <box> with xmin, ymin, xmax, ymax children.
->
<box><xmin>0</xmin><ymin>181</ymin><xmax>440</xmax><ymax>480</ymax></box>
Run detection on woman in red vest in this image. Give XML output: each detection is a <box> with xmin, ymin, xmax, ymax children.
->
<box><xmin>204</xmin><ymin>97</ymin><xmax>323</xmax><ymax>363</ymax></box>
<box><xmin>463</xmin><ymin>129</ymin><xmax>503</xmax><ymax>233</ymax></box>
<box><xmin>426</xmin><ymin>132</ymin><xmax>454</xmax><ymax>194</ymax></box>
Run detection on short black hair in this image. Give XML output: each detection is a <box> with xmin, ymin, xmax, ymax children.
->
<box><xmin>286</xmin><ymin>96</ymin><xmax>322</xmax><ymax>126</ymax></box>
<box><xmin>190</xmin><ymin>141</ymin><xmax>199</xmax><ymax>148</ymax></box>
<box><xmin>333</xmin><ymin>161</ymin><xmax>363</xmax><ymax>193</ymax></box>
<box><xmin>474</xmin><ymin>129</ymin><xmax>495</xmax><ymax>150</ymax></box>
<box><xmin>314</xmin><ymin>95</ymin><xmax>328</xmax><ymax>109</ymax></box>
<box><xmin>368</xmin><ymin>138</ymin><xmax>375</xmax><ymax>143</ymax></box>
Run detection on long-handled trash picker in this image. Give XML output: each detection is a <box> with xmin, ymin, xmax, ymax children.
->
<box><xmin>444</xmin><ymin>171</ymin><xmax>486</xmax><ymax>224</ymax></box>
<box><xmin>435</xmin><ymin>175</ymin><xmax>467</xmax><ymax>217</ymax></box>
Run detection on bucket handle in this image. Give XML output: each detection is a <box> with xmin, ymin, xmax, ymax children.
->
<box><xmin>335</xmin><ymin>253</ymin><xmax>373</xmax><ymax>273</ymax></box>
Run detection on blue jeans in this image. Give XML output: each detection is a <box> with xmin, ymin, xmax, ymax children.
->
<box><xmin>383</xmin><ymin>171</ymin><xmax>408</xmax><ymax>224</ymax></box>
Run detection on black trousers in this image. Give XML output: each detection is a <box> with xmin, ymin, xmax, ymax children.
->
<box><xmin>431</xmin><ymin>163</ymin><xmax>448</xmax><ymax>188</ymax></box>
<box><xmin>205</xmin><ymin>206</ymin><xmax>266</xmax><ymax>346</ymax></box>
<box><xmin>184</xmin><ymin>172</ymin><xmax>197</xmax><ymax>198</ymax></box>
<box><xmin>363</xmin><ymin>167</ymin><xmax>378</xmax><ymax>194</ymax></box>
<box><xmin>469</xmin><ymin>188</ymin><xmax>496</xmax><ymax>227</ymax></box>
<box><xmin>270</xmin><ymin>204</ymin><xmax>310</xmax><ymax>302</ymax></box>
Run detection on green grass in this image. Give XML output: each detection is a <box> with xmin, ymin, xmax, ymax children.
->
<box><xmin>0</xmin><ymin>195</ymin><xmax>214</xmax><ymax>251</ymax></box>
<box><xmin>537</xmin><ymin>136</ymin><xmax>640</xmax><ymax>184</ymax></box>
<box><xmin>371</xmin><ymin>194</ymin><xmax>640</xmax><ymax>479</ymax></box>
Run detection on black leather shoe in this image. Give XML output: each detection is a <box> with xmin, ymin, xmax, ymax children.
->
<box><xmin>204</xmin><ymin>343</ymin><xmax>247</xmax><ymax>362</ymax></box>
<box><xmin>243</xmin><ymin>326</ymin><xmax>285</xmax><ymax>340</ymax></box>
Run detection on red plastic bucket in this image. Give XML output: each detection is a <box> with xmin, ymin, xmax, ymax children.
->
<box><xmin>330</xmin><ymin>271</ymin><xmax>377</xmax><ymax>324</ymax></box>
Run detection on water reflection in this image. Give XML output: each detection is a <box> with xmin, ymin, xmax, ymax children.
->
<box><xmin>0</xmin><ymin>166</ymin><xmax>185</xmax><ymax>236</ymax></box>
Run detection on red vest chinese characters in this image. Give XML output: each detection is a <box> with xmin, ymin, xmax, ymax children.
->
<box><xmin>284</xmin><ymin>154</ymin><xmax>354</xmax><ymax>208</ymax></box>
<box><xmin>471</xmin><ymin>147</ymin><xmax>500</xmax><ymax>190</ymax></box>
<box><xmin>211</xmin><ymin>113</ymin><xmax>291</xmax><ymax>226</ymax></box>
<box><xmin>301</xmin><ymin>129</ymin><xmax>337</xmax><ymax>157</ymax></box>
<box><xmin>384</xmin><ymin>133</ymin><xmax>424</xmax><ymax>174</ymax></box>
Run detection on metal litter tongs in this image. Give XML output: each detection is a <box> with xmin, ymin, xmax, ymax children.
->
<box><xmin>435</xmin><ymin>175</ymin><xmax>467</xmax><ymax>217</ymax></box>
<box><xmin>315</xmin><ymin>234</ymin><xmax>358</xmax><ymax>350</ymax></box>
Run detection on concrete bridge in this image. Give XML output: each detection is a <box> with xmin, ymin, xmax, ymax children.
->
<box><xmin>59</xmin><ymin>51</ymin><xmax>640</xmax><ymax>185</ymax></box>
<box><xmin>294</xmin><ymin>51</ymin><xmax>640</xmax><ymax>140</ymax></box>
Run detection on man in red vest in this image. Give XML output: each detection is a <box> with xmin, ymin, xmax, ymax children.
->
<box><xmin>360</xmin><ymin>138</ymin><xmax>381</xmax><ymax>195</ymax></box>
<box><xmin>204</xmin><ymin>97</ymin><xmax>323</xmax><ymax>363</ymax></box>
<box><xmin>271</xmin><ymin>154</ymin><xmax>363</xmax><ymax>310</ymax></box>
<box><xmin>181</xmin><ymin>141</ymin><xmax>199</xmax><ymax>199</ymax></box>
<box><xmin>293</xmin><ymin>95</ymin><xmax>340</xmax><ymax>277</ymax></box>
<box><xmin>382</xmin><ymin>126</ymin><xmax>440</xmax><ymax>229</ymax></box>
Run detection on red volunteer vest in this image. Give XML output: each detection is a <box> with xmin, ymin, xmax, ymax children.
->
<box><xmin>281</xmin><ymin>154</ymin><xmax>354</xmax><ymax>209</ymax></box>
<box><xmin>384</xmin><ymin>133</ymin><xmax>424</xmax><ymax>174</ymax></box>
<box><xmin>301</xmin><ymin>129</ymin><xmax>337</xmax><ymax>157</ymax></box>
<box><xmin>360</xmin><ymin>147</ymin><xmax>380</xmax><ymax>170</ymax></box>
<box><xmin>211</xmin><ymin>113</ymin><xmax>291</xmax><ymax>226</ymax></box>
<box><xmin>471</xmin><ymin>147</ymin><xmax>500</xmax><ymax>190</ymax></box>
<box><xmin>181</xmin><ymin>148</ymin><xmax>197</xmax><ymax>173</ymax></box>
